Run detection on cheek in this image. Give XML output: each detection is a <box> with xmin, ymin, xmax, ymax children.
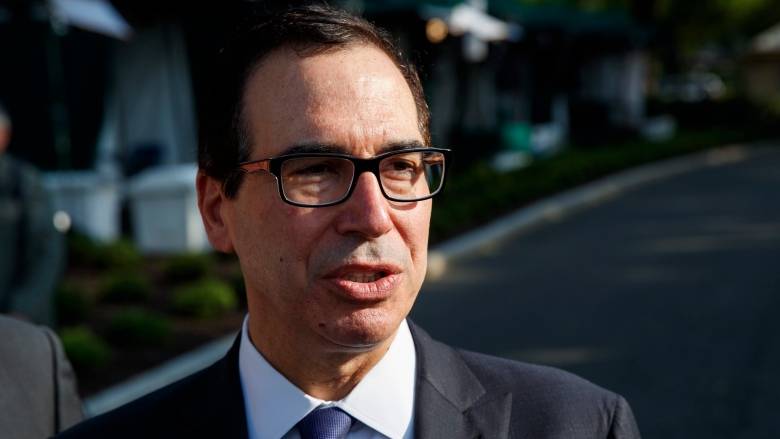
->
<box><xmin>395</xmin><ymin>204</ymin><xmax>431</xmax><ymax>268</ymax></box>
<box><xmin>246</xmin><ymin>204</ymin><xmax>335</xmax><ymax>276</ymax></box>
<box><xmin>411</xmin><ymin>204</ymin><xmax>432</xmax><ymax>246</ymax></box>
<box><xmin>227</xmin><ymin>195</ymin><xmax>294</xmax><ymax>284</ymax></box>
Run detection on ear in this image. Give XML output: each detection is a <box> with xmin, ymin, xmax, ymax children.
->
<box><xmin>196</xmin><ymin>170</ymin><xmax>235</xmax><ymax>253</ymax></box>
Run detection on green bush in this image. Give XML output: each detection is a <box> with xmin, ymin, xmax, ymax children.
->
<box><xmin>66</xmin><ymin>231</ymin><xmax>95</xmax><ymax>265</ymax></box>
<box><xmin>66</xmin><ymin>233</ymin><xmax>142</xmax><ymax>269</ymax></box>
<box><xmin>60</xmin><ymin>326</ymin><xmax>111</xmax><ymax>370</ymax></box>
<box><xmin>99</xmin><ymin>239</ymin><xmax>142</xmax><ymax>270</ymax></box>
<box><xmin>54</xmin><ymin>283</ymin><xmax>93</xmax><ymax>325</ymax></box>
<box><xmin>172</xmin><ymin>278</ymin><xmax>237</xmax><ymax>319</ymax></box>
<box><xmin>99</xmin><ymin>272</ymin><xmax>151</xmax><ymax>303</ymax></box>
<box><xmin>106</xmin><ymin>308</ymin><xmax>172</xmax><ymax>347</ymax></box>
<box><xmin>162</xmin><ymin>253</ymin><xmax>212</xmax><ymax>283</ymax></box>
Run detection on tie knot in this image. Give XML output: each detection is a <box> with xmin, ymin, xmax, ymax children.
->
<box><xmin>297</xmin><ymin>407</ymin><xmax>354</xmax><ymax>439</ymax></box>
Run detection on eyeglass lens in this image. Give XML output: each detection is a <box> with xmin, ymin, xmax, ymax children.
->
<box><xmin>279</xmin><ymin>151</ymin><xmax>445</xmax><ymax>206</ymax></box>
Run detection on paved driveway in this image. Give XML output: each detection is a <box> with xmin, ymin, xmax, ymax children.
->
<box><xmin>411</xmin><ymin>146</ymin><xmax>780</xmax><ymax>439</ymax></box>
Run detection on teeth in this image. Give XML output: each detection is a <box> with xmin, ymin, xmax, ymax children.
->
<box><xmin>344</xmin><ymin>272</ymin><xmax>383</xmax><ymax>283</ymax></box>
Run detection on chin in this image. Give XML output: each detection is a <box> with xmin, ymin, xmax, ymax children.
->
<box><xmin>319</xmin><ymin>309</ymin><xmax>402</xmax><ymax>351</ymax></box>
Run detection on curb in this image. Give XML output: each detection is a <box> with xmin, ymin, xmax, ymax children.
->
<box><xmin>425</xmin><ymin>143</ymin><xmax>761</xmax><ymax>279</ymax></box>
<box><xmin>82</xmin><ymin>142</ymin><xmax>768</xmax><ymax>416</ymax></box>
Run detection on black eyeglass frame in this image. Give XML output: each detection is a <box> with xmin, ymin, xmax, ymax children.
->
<box><xmin>237</xmin><ymin>147</ymin><xmax>452</xmax><ymax>207</ymax></box>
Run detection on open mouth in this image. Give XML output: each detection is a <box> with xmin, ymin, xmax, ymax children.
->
<box><xmin>342</xmin><ymin>271</ymin><xmax>388</xmax><ymax>283</ymax></box>
<box><xmin>323</xmin><ymin>265</ymin><xmax>401</xmax><ymax>299</ymax></box>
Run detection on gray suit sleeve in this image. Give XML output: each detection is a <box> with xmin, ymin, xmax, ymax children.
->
<box><xmin>0</xmin><ymin>316</ymin><xmax>83</xmax><ymax>437</ymax></box>
<box><xmin>608</xmin><ymin>395</ymin><xmax>641</xmax><ymax>439</ymax></box>
<box><xmin>42</xmin><ymin>326</ymin><xmax>84</xmax><ymax>432</ymax></box>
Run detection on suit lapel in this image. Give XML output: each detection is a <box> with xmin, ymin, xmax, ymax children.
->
<box><xmin>200</xmin><ymin>333</ymin><xmax>248</xmax><ymax>438</ymax></box>
<box><xmin>410</xmin><ymin>322</ymin><xmax>512</xmax><ymax>439</ymax></box>
<box><xmin>210</xmin><ymin>323</ymin><xmax>513</xmax><ymax>439</ymax></box>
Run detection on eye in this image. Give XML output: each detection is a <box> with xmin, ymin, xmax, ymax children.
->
<box><xmin>389</xmin><ymin>159</ymin><xmax>417</xmax><ymax>172</ymax></box>
<box><xmin>384</xmin><ymin>155</ymin><xmax>422</xmax><ymax>171</ymax></box>
<box><xmin>283</xmin><ymin>157</ymin><xmax>349</xmax><ymax>181</ymax></box>
<box><xmin>382</xmin><ymin>160</ymin><xmax>419</xmax><ymax>182</ymax></box>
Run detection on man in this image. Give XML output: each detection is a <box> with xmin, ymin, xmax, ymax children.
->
<box><xmin>0</xmin><ymin>103</ymin><xmax>64</xmax><ymax>325</ymax></box>
<box><xmin>59</xmin><ymin>5</ymin><xmax>640</xmax><ymax>438</ymax></box>
<box><xmin>0</xmin><ymin>315</ymin><xmax>83</xmax><ymax>438</ymax></box>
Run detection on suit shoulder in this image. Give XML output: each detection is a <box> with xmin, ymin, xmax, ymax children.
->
<box><xmin>56</xmin><ymin>364</ymin><xmax>217</xmax><ymax>438</ymax></box>
<box><xmin>0</xmin><ymin>315</ymin><xmax>49</xmax><ymax>344</ymax></box>
<box><xmin>0</xmin><ymin>315</ymin><xmax>54</xmax><ymax>371</ymax></box>
<box><xmin>459</xmin><ymin>349</ymin><xmax>612</xmax><ymax>396</ymax></box>
<box><xmin>459</xmin><ymin>348</ymin><xmax>628</xmax><ymax>415</ymax></box>
<box><xmin>458</xmin><ymin>349</ymin><xmax>641</xmax><ymax>437</ymax></box>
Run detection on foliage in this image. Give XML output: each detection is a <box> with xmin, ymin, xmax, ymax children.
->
<box><xmin>106</xmin><ymin>308</ymin><xmax>172</xmax><ymax>347</ymax></box>
<box><xmin>162</xmin><ymin>253</ymin><xmax>212</xmax><ymax>283</ymax></box>
<box><xmin>55</xmin><ymin>283</ymin><xmax>93</xmax><ymax>325</ymax></box>
<box><xmin>66</xmin><ymin>231</ymin><xmax>101</xmax><ymax>267</ymax></box>
<box><xmin>60</xmin><ymin>326</ymin><xmax>111</xmax><ymax>370</ymax></box>
<box><xmin>654</xmin><ymin>0</ymin><xmax>780</xmax><ymax>52</ymax></box>
<box><xmin>518</xmin><ymin>0</ymin><xmax>629</xmax><ymax>11</ymax></box>
<box><xmin>172</xmin><ymin>279</ymin><xmax>238</xmax><ymax>319</ymax></box>
<box><xmin>66</xmin><ymin>232</ymin><xmax>142</xmax><ymax>270</ymax></box>
<box><xmin>99</xmin><ymin>239</ymin><xmax>143</xmax><ymax>269</ymax></box>
<box><xmin>99</xmin><ymin>272</ymin><xmax>152</xmax><ymax>303</ymax></box>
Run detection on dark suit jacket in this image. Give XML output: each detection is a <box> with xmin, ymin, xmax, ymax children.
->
<box><xmin>0</xmin><ymin>315</ymin><xmax>83</xmax><ymax>439</ymax></box>
<box><xmin>57</xmin><ymin>322</ymin><xmax>640</xmax><ymax>438</ymax></box>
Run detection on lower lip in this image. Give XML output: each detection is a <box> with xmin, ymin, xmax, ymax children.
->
<box><xmin>322</xmin><ymin>273</ymin><xmax>401</xmax><ymax>301</ymax></box>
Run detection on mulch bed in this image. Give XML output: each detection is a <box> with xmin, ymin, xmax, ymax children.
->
<box><xmin>57</xmin><ymin>249</ymin><xmax>247</xmax><ymax>397</ymax></box>
<box><xmin>75</xmin><ymin>310</ymin><xmax>245</xmax><ymax>396</ymax></box>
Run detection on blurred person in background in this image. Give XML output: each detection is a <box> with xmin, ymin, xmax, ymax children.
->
<box><xmin>0</xmin><ymin>314</ymin><xmax>83</xmax><ymax>438</ymax></box>
<box><xmin>0</xmin><ymin>102</ymin><xmax>65</xmax><ymax>325</ymax></box>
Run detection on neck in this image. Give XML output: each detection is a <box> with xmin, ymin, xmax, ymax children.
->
<box><xmin>247</xmin><ymin>315</ymin><xmax>397</xmax><ymax>401</ymax></box>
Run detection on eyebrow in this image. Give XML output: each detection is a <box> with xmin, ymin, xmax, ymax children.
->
<box><xmin>279</xmin><ymin>140</ymin><xmax>426</xmax><ymax>156</ymax></box>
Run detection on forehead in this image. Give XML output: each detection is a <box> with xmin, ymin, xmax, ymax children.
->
<box><xmin>241</xmin><ymin>44</ymin><xmax>422</xmax><ymax>158</ymax></box>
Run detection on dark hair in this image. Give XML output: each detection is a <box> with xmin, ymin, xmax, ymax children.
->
<box><xmin>199</xmin><ymin>3</ymin><xmax>430</xmax><ymax>198</ymax></box>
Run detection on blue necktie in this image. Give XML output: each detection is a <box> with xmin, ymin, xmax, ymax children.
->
<box><xmin>297</xmin><ymin>407</ymin><xmax>354</xmax><ymax>439</ymax></box>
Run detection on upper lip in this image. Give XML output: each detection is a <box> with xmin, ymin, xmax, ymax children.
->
<box><xmin>323</xmin><ymin>263</ymin><xmax>402</xmax><ymax>279</ymax></box>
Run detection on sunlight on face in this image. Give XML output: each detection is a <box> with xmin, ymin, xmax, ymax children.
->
<box><xmin>227</xmin><ymin>44</ymin><xmax>430</xmax><ymax>354</ymax></box>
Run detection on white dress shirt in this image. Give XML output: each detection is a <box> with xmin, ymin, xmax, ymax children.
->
<box><xmin>238</xmin><ymin>316</ymin><xmax>417</xmax><ymax>439</ymax></box>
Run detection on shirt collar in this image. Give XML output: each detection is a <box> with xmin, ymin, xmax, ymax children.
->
<box><xmin>238</xmin><ymin>316</ymin><xmax>416</xmax><ymax>439</ymax></box>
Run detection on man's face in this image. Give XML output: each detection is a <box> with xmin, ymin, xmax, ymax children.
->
<box><xmin>223</xmin><ymin>44</ymin><xmax>430</xmax><ymax>352</ymax></box>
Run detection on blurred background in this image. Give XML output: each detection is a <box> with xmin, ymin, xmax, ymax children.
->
<box><xmin>1</xmin><ymin>0</ymin><xmax>779</xmax><ymax>437</ymax></box>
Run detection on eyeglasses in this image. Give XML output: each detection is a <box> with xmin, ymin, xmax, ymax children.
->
<box><xmin>237</xmin><ymin>147</ymin><xmax>451</xmax><ymax>207</ymax></box>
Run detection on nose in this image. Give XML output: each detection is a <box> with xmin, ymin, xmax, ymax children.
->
<box><xmin>333</xmin><ymin>171</ymin><xmax>393</xmax><ymax>238</ymax></box>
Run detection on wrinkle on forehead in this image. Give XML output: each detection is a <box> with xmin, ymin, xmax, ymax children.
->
<box><xmin>242</xmin><ymin>45</ymin><xmax>421</xmax><ymax>158</ymax></box>
<box><xmin>294</xmin><ymin>57</ymin><xmax>415</xmax><ymax>133</ymax></box>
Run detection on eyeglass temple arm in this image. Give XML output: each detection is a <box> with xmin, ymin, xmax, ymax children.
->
<box><xmin>239</xmin><ymin>160</ymin><xmax>271</xmax><ymax>173</ymax></box>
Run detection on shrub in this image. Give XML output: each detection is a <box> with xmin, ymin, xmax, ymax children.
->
<box><xmin>66</xmin><ymin>232</ymin><xmax>142</xmax><ymax>270</ymax></box>
<box><xmin>60</xmin><ymin>326</ymin><xmax>111</xmax><ymax>370</ymax></box>
<box><xmin>66</xmin><ymin>230</ymin><xmax>101</xmax><ymax>266</ymax></box>
<box><xmin>55</xmin><ymin>283</ymin><xmax>93</xmax><ymax>325</ymax></box>
<box><xmin>99</xmin><ymin>239</ymin><xmax>142</xmax><ymax>270</ymax></box>
<box><xmin>106</xmin><ymin>308</ymin><xmax>172</xmax><ymax>347</ymax></box>
<box><xmin>172</xmin><ymin>279</ymin><xmax>237</xmax><ymax>319</ymax></box>
<box><xmin>99</xmin><ymin>272</ymin><xmax>151</xmax><ymax>303</ymax></box>
<box><xmin>162</xmin><ymin>253</ymin><xmax>212</xmax><ymax>283</ymax></box>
